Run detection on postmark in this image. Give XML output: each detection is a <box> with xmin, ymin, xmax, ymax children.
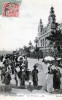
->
<box><xmin>2</xmin><ymin>3</ymin><xmax>19</xmax><ymax>17</ymax></box>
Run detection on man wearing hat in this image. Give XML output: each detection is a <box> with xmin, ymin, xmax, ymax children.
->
<box><xmin>32</xmin><ymin>65</ymin><xmax>38</xmax><ymax>86</ymax></box>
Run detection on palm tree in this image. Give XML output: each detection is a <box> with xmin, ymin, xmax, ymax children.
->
<box><xmin>46</xmin><ymin>29</ymin><xmax>62</xmax><ymax>56</ymax></box>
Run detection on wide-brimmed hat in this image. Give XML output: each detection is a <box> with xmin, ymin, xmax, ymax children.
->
<box><xmin>33</xmin><ymin>65</ymin><xmax>37</xmax><ymax>68</ymax></box>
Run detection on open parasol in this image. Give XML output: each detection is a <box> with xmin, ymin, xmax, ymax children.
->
<box><xmin>34</xmin><ymin>63</ymin><xmax>43</xmax><ymax>71</ymax></box>
<box><xmin>43</xmin><ymin>56</ymin><xmax>55</xmax><ymax>63</ymax></box>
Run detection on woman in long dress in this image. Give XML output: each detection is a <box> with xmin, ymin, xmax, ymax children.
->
<box><xmin>45</xmin><ymin>64</ymin><xmax>54</xmax><ymax>93</ymax></box>
<box><xmin>15</xmin><ymin>64</ymin><xmax>21</xmax><ymax>86</ymax></box>
<box><xmin>52</xmin><ymin>61</ymin><xmax>61</xmax><ymax>90</ymax></box>
<box><xmin>32</xmin><ymin>65</ymin><xmax>38</xmax><ymax>86</ymax></box>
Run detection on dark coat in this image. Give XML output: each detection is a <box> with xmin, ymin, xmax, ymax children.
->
<box><xmin>32</xmin><ymin>69</ymin><xmax>38</xmax><ymax>86</ymax></box>
<box><xmin>53</xmin><ymin>69</ymin><xmax>61</xmax><ymax>89</ymax></box>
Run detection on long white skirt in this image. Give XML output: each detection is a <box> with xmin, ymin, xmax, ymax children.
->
<box><xmin>46</xmin><ymin>74</ymin><xmax>54</xmax><ymax>92</ymax></box>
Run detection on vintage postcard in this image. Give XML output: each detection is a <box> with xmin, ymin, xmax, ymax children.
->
<box><xmin>0</xmin><ymin>0</ymin><xmax>62</xmax><ymax>100</ymax></box>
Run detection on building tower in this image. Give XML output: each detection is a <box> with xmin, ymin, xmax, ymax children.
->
<box><xmin>48</xmin><ymin>7</ymin><xmax>56</xmax><ymax>24</ymax></box>
<box><xmin>38</xmin><ymin>19</ymin><xmax>43</xmax><ymax>37</ymax></box>
<box><xmin>48</xmin><ymin>7</ymin><xmax>57</xmax><ymax>30</ymax></box>
<box><xmin>36</xmin><ymin>7</ymin><xmax>61</xmax><ymax>57</ymax></box>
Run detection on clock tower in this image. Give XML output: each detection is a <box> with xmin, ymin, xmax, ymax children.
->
<box><xmin>48</xmin><ymin>7</ymin><xmax>57</xmax><ymax>30</ymax></box>
<box><xmin>48</xmin><ymin>7</ymin><xmax>56</xmax><ymax>23</ymax></box>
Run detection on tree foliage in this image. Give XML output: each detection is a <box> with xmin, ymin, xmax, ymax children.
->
<box><xmin>23</xmin><ymin>45</ymin><xmax>30</xmax><ymax>53</ymax></box>
<box><xmin>46</xmin><ymin>29</ymin><xmax>62</xmax><ymax>53</ymax></box>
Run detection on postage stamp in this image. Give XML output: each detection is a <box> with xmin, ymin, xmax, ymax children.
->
<box><xmin>2</xmin><ymin>3</ymin><xmax>19</xmax><ymax>17</ymax></box>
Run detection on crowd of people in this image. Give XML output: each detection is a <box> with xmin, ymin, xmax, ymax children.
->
<box><xmin>0</xmin><ymin>54</ymin><xmax>39</xmax><ymax>87</ymax></box>
<box><xmin>0</xmin><ymin>54</ymin><xmax>29</xmax><ymax>86</ymax></box>
<box><xmin>0</xmin><ymin>54</ymin><xmax>62</xmax><ymax>93</ymax></box>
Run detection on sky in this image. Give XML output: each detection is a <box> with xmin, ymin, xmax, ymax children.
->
<box><xmin>0</xmin><ymin>0</ymin><xmax>62</xmax><ymax>51</ymax></box>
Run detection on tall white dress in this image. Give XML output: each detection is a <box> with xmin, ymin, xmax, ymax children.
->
<box><xmin>45</xmin><ymin>69</ymin><xmax>54</xmax><ymax>92</ymax></box>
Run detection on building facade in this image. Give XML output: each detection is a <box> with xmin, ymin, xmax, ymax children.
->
<box><xmin>37</xmin><ymin>7</ymin><xmax>62</xmax><ymax>57</ymax></box>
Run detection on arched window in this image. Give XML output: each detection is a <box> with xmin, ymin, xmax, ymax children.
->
<box><xmin>43</xmin><ymin>39</ymin><xmax>44</xmax><ymax>46</ymax></box>
<box><xmin>45</xmin><ymin>38</ymin><xmax>46</xmax><ymax>46</ymax></box>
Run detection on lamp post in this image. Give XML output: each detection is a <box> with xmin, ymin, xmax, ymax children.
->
<box><xmin>35</xmin><ymin>37</ymin><xmax>38</xmax><ymax>48</ymax></box>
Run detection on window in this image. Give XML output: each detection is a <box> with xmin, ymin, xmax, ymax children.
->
<box><xmin>45</xmin><ymin>39</ymin><xmax>46</xmax><ymax>46</ymax></box>
<box><xmin>41</xmin><ymin>27</ymin><xmax>42</xmax><ymax>32</ymax></box>
<box><xmin>43</xmin><ymin>39</ymin><xmax>44</xmax><ymax>46</ymax></box>
<box><xmin>41</xmin><ymin>40</ymin><xmax>42</xmax><ymax>46</ymax></box>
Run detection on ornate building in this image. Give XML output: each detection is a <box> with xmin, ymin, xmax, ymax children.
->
<box><xmin>37</xmin><ymin>7</ymin><xmax>62</xmax><ymax>57</ymax></box>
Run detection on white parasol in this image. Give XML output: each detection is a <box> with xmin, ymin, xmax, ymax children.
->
<box><xmin>34</xmin><ymin>63</ymin><xmax>43</xmax><ymax>71</ymax></box>
<box><xmin>44</xmin><ymin>56</ymin><xmax>55</xmax><ymax>61</ymax></box>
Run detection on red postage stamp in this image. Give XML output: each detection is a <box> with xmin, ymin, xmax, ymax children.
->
<box><xmin>2</xmin><ymin>3</ymin><xmax>19</xmax><ymax>17</ymax></box>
